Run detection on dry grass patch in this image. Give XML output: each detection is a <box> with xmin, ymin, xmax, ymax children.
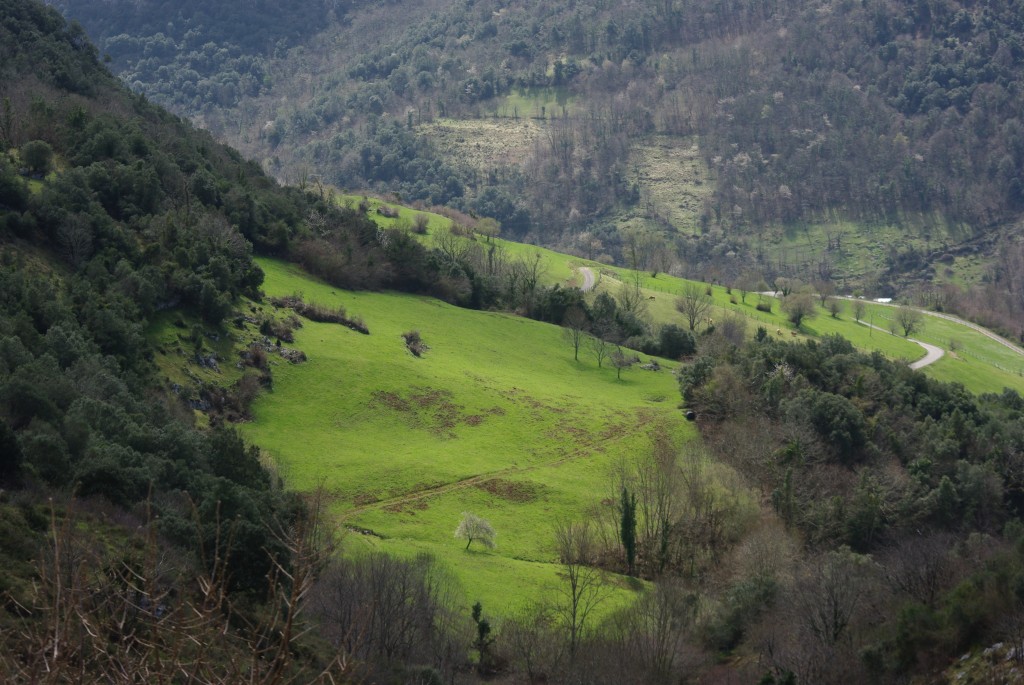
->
<box><xmin>474</xmin><ymin>478</ymin><xmax>543</xmax><ymax>503</ymax></box>
<box><xmin>628</xmin><ymin>135</ymin><xmax>714</xmax><ymax>234</ymax></box>
<box><xmin>419</xmin><ymin>117</ymin><xmax>545</xmax><ymax>173</ymax></box>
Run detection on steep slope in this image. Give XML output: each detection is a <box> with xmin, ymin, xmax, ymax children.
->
<box><xmin>0</xmin><ymin>2</ymin><xmax>397</xmax><ymax>679</ymax></box>
<box><xmin>50</xmin><ymin>0</ymin><xmax>1024</xmax><ymax>301</ymax></box>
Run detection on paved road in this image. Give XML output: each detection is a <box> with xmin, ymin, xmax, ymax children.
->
<box><xmin>856</xmin><ymin>319</ymin><xmax>945</xmax><ymax>369</ymax></box>
<box><xmin>909</xmin><ymin>340</ymin><xmax>945</xmax><ymax>369</ymax></box>
<box><xmin>578</xmin><ymin>266</ymin><xmax>596</xmax><ymax>292</ymax></box>
<box><xmin>759</xmin><ymin>291</ymin><xmax>1024</xmax><ymax>367</ymax></box>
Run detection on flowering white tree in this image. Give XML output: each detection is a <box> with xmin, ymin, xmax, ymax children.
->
<box><xmin>455</xmin><ymin>512</ymin><xmax>496</xmax><ymax>550</ymax></box>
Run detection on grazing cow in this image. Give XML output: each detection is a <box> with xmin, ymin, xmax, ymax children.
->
<box><xmin>776</xmin><ymin>329</ymin><xmax>783</xmax><ymax>336</ymax></box>
<box><xmin>791</xmin><ymin>330</ymin><xmax>797</xmax><ymax>336</ymax></box>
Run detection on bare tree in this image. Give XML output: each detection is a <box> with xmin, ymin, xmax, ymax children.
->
<box><xmin>311</xmin><ymin>552</ymin><xmax>467</xmax><ymax>681</ymax></box>
<box><xmin>2</xmin><ymin>495</ymin><xmax>350</xmax><ymax>685</ymax></box>
<box><xmin>503</xmin><ymin>605</ymin><xmax>566</xmax><ymax>683</ymax></box>
<box><xmin>562</xmin><ymin>306</ymin><xmax>589</xmax><ymax>361</ymax></box>
<box><xmin>57</xmin><ymin>213</ymin><xmax>93</xmax><ymax>268</ymax></box>
<box><xmin>814</xmin><ymin>280</ymin><xmax>835</xmax><ymax>306</ymax></box>
<box><xmin>586</xmin><ymin>332</ymin><xmax>614</xmax><ymax>368</ymax></box>
<box><xmin>610</xmin><ymin>346</ymin><xmax>635</xmax><ymax>380</ymax></box>
<box><xmin>879</xmin><ymin>533</ymin><xmax>958</xmax><ymax>608</ymax></box>
<box><xmin>604</xmin><ymin>579</ymin><xmax>697</xmax><ymax>683</ymax></box>
<box><xmin>553</xmin><ymin>519</ymin><xmax>608</xmax><ymax>658</ymax></box>
<box><xmin>675</xmin><ymin>282</ymin><xmax>712</xmax><ymax>331</ymax></box>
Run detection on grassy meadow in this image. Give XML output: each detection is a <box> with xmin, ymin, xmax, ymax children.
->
<box><xmin>241</xmin><ymin>257</ymin><xmax>722</xmax><ymax>615</ymax></box>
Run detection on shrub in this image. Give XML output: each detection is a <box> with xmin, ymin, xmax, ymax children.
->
<box><xmin>403</xmin><ymin>330</ymin><xmax>428</xmax><ymax>357</ymax></box>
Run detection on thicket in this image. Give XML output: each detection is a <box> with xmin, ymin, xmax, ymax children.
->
<box><xmin>667</xmin><ymin>330</ymin><xmax>1024</xmax><ymax>680</ymax></box>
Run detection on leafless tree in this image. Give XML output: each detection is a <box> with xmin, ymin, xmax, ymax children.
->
<box><xmin>1</xmin><ymin>495</ymin><xmax>349</xmax><ymax>684</ymax></box>
<box><xmin>310</xmin><ymin>552</ymin><xmax>467</xmax><ymax>682</ymax></box>
<box><xmin>603</xmin><ymin>579</ymin><xmax>698</xmax><ymax>684</ymax></box>
<box><xmin>503</xmin><ymin>604</ymin><xmax>566</xmax><ymax>683</ymax></box>
<box><xmin>562</xmin><ymin>306</ymin><xmax>589</xmax><ymax>361</ymax></box>
<box><xmin>760</xmin><ymin>547</ymin><xmax>877</xmax><ymax>685</ymax></box>
<box><xmin>610</xmin><ymin>346</ymin><xmax>635</xmax><ymax>380</ymax></box>
<box><xmin>57</xmin><ymin>213</ymin><xmax>93</xmax><ymax>268</ymax></box>
<box><xmin>879</xmin><ymin>533</ymin><xmax>959</xmax><ymax>608</ymax></box>
<box><xmin>814</xmin><ymin>280</ymin><xmax>835</xmax><ymax>306</ymax></box>
<box><xmin>675</xmin><ymin>282</ymin><xmax>712</xmax><ymax>331</ymax></box>
<box><xmin>553</xmin><ymin>519</ymin><xmax>608</xmax><ymax>658</ymax></box>
<box><xmin>586</xmin><ymin>332</ymin><xmax>614</xmax><ymax>368</ymax></box>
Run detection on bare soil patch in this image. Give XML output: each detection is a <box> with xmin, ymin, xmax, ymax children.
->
<box><xmin>474</xmin><ymin>478</ymin><xmax>542</xmax><ymax>503</ymax></box>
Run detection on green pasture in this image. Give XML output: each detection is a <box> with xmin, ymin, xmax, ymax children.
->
<box><xmin>241</xmin><ymin>258</ymin><xmax>719</xmax><ymax>615</ymax></box>
<box><xmin>491</xmin><ymin>86</ymin><xmax>575</xmax><ymax>119</ymax></box>
<box><xmin>342</xmin><ymin>196</ymin><xmax>1024</xmax><ymax>393</ymax></box>
<box><xmin>868</xmin><ymin>304</ymin><xmax>1024</xmax><ymax>394</ymax></box>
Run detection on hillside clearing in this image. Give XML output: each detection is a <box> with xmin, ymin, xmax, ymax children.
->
<box><xmin>241</xmin><ymin>258</ymin><xmax>733</xmax><ymax>615</ymax></box>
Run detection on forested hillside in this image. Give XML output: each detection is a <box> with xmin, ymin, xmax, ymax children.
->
<box><xmin>52</xmin><ymin>0</ymin><xmax>1024</xmax><ymax>301</ymax></box>
<box><xmin>0</xmin><ymin>1</ymin><xmax>459</xmax><ymax>679</ymax></box>
<box><xmin>9</xmin><ymin>0</ymin><xmax>1024</xmax><ymax>683</ymax></box>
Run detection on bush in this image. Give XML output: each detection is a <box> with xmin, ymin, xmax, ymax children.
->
<box><xmin>403</xmin><ymin>330</ymin><xmax>428</xmax><ymax>357</ymax></box>
<box><xmin>659</xmin><ymin>324</ymin><xmax>697</xmax><ymax>359</ymax></box>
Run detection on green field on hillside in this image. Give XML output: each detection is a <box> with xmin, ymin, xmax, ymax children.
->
<box><xmin>342</xmin><ymin>198</ymin><xmax>1024</xmax><ymax>394</ymax></box>
<box><xmin>241</xmin><ymin>258</ymin><xmax>734</xmax><ymax>616</ymax></box>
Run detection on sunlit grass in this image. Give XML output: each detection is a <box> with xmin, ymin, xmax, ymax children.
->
<box><xmin>240</xmin><ymin>257</ymin><xmax>715</xmax><ymax>615</ymax></box>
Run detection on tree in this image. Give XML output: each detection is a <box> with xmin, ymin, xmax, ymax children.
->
<box><xmin>815</xmin><ymin>280</ymin><xmax>835</xmax><ymax>306</ymax></box>
<box><xmin>675</xmin><ymin>282</ymin><xmax>712</xmax><ymax>331</ymax></box>
<box><xmin>471</xmin><ymin>602</ymin><xmax>496</xmax><ymax>673</ymax></box>
<box><xmin>20</xmin><ymin>139</ymin><xmax>53</xmax><ymax>176</ymax></box>
<box><xmin>782</xmin><ymin>293</ymin><xmax>816</xmax><ymax>328</ymax></box>
<box><xmin>658</xmin><ymin>324</ymin><xmax>696</xmax><ymax>359</ymax></box>
<box><xmin>895</xmin><ymin>305</ymin><xmax>923</xmax><ymax>337</ymax></box>
<box><xmin>562</xmin><ymin>305</ymin><xmax>589</xmax><ymax>361</ymax></box>
<box><xmin>826</xmin><ymin>298</ymin><xmax>843</xmax><ymax>319</ymax></box>
<box><xmin>475</xmin><ymin>217</ymin><xmax>500</xmax><ymax>242</ymax></box>
<box><xmin>611</xmin><ymin>346</ymin><xmax>635</xmax><ymax>380</ymax></box>
<box><xmin>586</xmin><ymin>332</ymin><xmax>613</xmax><ymax>368</ymax></box>
<box><xmin>620</xmin><ymin>486</ymin><xmax>637</xmax><ymax>576</ymax></box>
<box><xmin>553</xmin><ymin>519</ymin><xmax>607</xmax><ymax>658</ymax></box>
<box><xmin>455</xmin><ymin>512</ymin><xmax>496</xmax><ymax>550</ymax></box>
<box><xmin>852</xmin><ymin>299</ymin><xmax>866</xmax><ymax>322</ymax></box>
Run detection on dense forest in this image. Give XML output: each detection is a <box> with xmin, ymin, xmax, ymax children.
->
<box><xmin>6</xmin><ymin>0</ymin><xmax>1024</xmax><ymax>683</ymax></box>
